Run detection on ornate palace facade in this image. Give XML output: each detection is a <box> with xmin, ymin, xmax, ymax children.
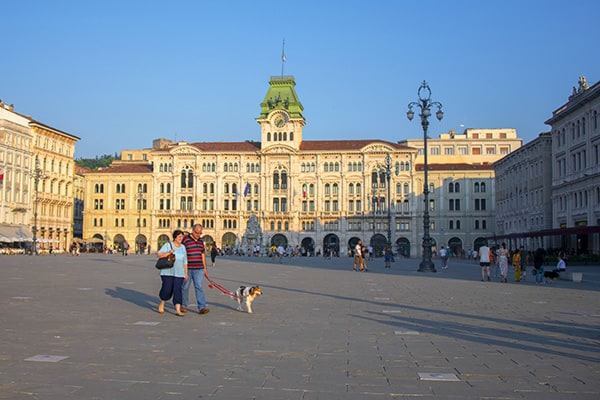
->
<box><xmin>83</xmin><ymin>76</ymin><xmax>521</xmax><ymax>257</ymax></box>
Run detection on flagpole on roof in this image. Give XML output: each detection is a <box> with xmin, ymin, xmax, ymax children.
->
<box><xmin>281</xmin><ymin>39</ymin><xmax>286</xmax><ymax>77</ymax></box>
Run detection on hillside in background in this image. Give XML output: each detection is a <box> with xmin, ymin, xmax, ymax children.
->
<box><xmin>75</xmin><ymin>154</ymin><xmax>118</xmax><ymax>170</ymax></box>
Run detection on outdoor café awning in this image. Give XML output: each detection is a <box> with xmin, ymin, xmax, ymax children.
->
<box><xmin>486</xmin><ymin>225</ymin><xmax>600</xmax><ymax>241</ymax></box>
<box><xmin>0</xmin><ymin>225</ymin><xmax>33</xmax><ymax>242</ymax></box>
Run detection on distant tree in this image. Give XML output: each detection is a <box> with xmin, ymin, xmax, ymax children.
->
<box><xmin>75</xmin><ymin>154</ymin><xmax>117</xmax><ymax>170</ymax></box>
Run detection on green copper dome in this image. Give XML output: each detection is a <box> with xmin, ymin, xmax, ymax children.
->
<box><xmin>257</xmin><ymin>75</ymin><xmax>304</xmax><ymax>120</ymax></box>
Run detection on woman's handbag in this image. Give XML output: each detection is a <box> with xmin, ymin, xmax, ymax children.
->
<box><xmin>155</xmin><ymin>242</ymin><xmax>176</xmax><ymax>270</ymax></box>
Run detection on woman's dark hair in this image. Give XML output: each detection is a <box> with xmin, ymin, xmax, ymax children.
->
<box><xmin>172</xmin><ymin>229</ymin><xmax>184</xmax><ymax>239</ymax></box>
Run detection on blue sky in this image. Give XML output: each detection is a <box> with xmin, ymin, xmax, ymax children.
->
<box><xmin>2</xmin><ymin>0</ymin><xmax>598</xmax><ymax>158</ymax></box>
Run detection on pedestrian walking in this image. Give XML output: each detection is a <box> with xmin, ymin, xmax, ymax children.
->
<box><xmin>512</xmin><ymin>246</ymin><xmax>523</xmax><ymax>282</ymax></box>
<box><xmin>182</xmin><ymin>224</ymin><xmax>210</xmax><ymax>314</ymax></box>
<box><xmin>533</xmin><ymin>248</ymin><xmax>546</xmax><ymax>284</ymax></box>
<box><xmin>440</xmin><ymin>246</ymin><xmax>448</xmax><ymax>269</ymax></box>
<box><xmin>479</xmin><ymin>242</ymin><xmax>491</xmax><ymax>281</ymax></box>
<box><xmin>498</xmin><ymin>243</ymin><xmax>510</xmax><ymax>283</ymax></box>
<box><xmin>210</xmin><ymin>243</ymin><xmax>219</xmax><ymax>267</ymax></box>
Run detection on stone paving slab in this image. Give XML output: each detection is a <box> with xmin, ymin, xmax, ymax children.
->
<box><xmin>1</xmin><ymin>253</ymin><xmax>599</xmax><ymax>399</ymax></box>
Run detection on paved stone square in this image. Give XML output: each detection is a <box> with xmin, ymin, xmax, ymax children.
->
<box><xmin>1</xmin><ymin>253</ymin><xmax>599</xmax><ymax>399</ymax></box>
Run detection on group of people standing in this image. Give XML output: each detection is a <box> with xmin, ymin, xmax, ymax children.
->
<box><xmin>478</xmin><ymin>242</ymin><xmax>566</xmax><ymax>284</ymax></box>
<box><xmin>478</xmin><ymin>242</ymin><xmax>526</xmax><ymax>283</ymax></box>
<box><xmin>156</xmin><ymin>224</ymin><xmax>212</xmax><ymax>316</ymax></box>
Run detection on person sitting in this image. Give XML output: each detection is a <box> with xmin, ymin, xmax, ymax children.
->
<box><xmin>555</xmin><ymin>254</ymin><xmax>566</xmax><ymax>272</ymax></box>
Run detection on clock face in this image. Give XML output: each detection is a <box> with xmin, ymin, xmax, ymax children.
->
<box><xmin>274</xmin><ymin>116</ymin><xmax>286</xmax><ymax>128</ymax></box>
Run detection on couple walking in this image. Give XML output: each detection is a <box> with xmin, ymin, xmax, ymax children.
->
<box><xmin>353</xmin><ymin>240</ymin><xmax>368</xmax><ymax>272</ymax></box>
<box><xmin>156</xmin><ymin>224</ymin><xmax>210</xmax><ymax>316</ymax></box>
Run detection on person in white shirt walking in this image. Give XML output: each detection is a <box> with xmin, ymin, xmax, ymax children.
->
<box><xmin>479</xmin><ymin>242</ymin><xmax>491</xmax><ymax>281</ymax></box>
<box><xmin>440</xmin><ymin>246</ymin><xmax>448</xmax><ymax>269</ymax></box>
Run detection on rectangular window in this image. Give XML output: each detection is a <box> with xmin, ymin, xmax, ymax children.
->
<box><xmin>486</xmin><ymin>147</ymin><xmax>495</xmax><ymax>154</ymax></box>
<box><xmin>444</xmin><ymin>147</ymin><xmax>454</xmax><ymax>155</ymax></box>
<box><xmin>431</xmin><ymin>147</ymin><xmax>440</xmax><ymax>155</ymax></box>
<box><xmin>472</xmin><ymin>147</ymin><xmax>481</xmax><ymax>155</ymax></box>
<box><xmin>458</xmin><ymin>147</ymin><xmax>468</xmax><ymax>155</ymax></box>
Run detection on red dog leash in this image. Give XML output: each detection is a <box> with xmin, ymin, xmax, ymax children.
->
<box><xmin>204</xmin><ymin>270</ymin><xmax>241</xmax><ymax>299</ymax></box>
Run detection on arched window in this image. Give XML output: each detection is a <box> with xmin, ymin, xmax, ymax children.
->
<box><xmin>267</xmin><ymin>132</ymin><xmax>271</xmax><ymax>141</ymax></box>
<box><xmin>281</xmin><ymin>170</ymin><xmax>288</xmax><ymax>189</ymax></box>
<box><xmin>273</xmin><ymin>172</ymin><xmax>280</xmax><ymax>189</ymax></box>
<box><xmin>474</xmin><ymin>182</ymin><xmax>480</xmax><ymax>192</ymax></box>
<box><xmin>224</xmin><ymin>183</ymin><xmax>229</xmax><ymax>194</ymax></box>
<box><xmin>188</xmin><ymin>170</ymin><xmax>193</xmax><ymax>188</ymax></box>
<box><xmin>455</xmin><ymin>182</ymin><xmax>460</xmax><ymax>193</ymax></box>
<box><xmin>181</xmin><ymin>170</ymin><xmax>187</xmax><ymax>188</ymax></box>
<box><xmin>449</xmin><ymin>183</ymin><xmax>454</xmax><ymax>193</ymax></box>
<box><xmin>481</xmin><ymin>182</ymin><xmax>486</xmax><ymax>192</ymax></box>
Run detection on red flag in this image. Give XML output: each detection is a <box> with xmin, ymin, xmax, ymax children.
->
<box><xmin>0</xmin><ymin>173</ymin><xmax>3</xmax><ymax>185</ymax></box>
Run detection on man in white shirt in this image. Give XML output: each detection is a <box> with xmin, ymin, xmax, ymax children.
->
<box><xmin>440</xmin><ymin>246</ymin><xmax>448</xmax><ymax>269</ymax></box>
<box><xmin>479</xmin><ymin>242</ymin><xmax>491</xmax><ymax>281</ymax></box>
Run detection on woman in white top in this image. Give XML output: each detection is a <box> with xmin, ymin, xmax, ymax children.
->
<box><xmin>157</xmin><ymin>230</ymin><xmax>188</xmax><ymax>316</ymax></box>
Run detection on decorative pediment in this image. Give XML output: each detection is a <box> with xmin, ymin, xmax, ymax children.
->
<box><xmin>363</xmin><ymin>143</ymin><xmax>396</xmax><ymax>153</ymax></box>
<box><xmin>170</xmin><ymin>146</ymin><xmax>201</xmax><ymax>156</ymax></box>
<box><xmin>261</xmin><ymin>144</ymin><xmax>297</xmax><ymax>155</ymax></box>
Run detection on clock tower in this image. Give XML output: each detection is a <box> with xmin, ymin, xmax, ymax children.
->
<box><xmin>256</xmin><ymin>75</ymin><xmax>305</xmax><ymax>152</ymax></box>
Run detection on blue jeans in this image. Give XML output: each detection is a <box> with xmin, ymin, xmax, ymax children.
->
<box><xmin>535</xmin><ymin>267</ymin><xmax>544</xmax><ymax>283</ymax></box>
<box><xmin>182</xmin><ymin>268</ymin><xmax>206</xmax><ymax>309</ymax></box>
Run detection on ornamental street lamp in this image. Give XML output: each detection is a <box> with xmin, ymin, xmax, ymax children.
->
<box><xmin>137</xmin><ymin>187</ymin><xmax>145</xmax><ymax>254</ymax></box>
<box><xmin>31</xmin><ymin>156</ymin><xmax>46</xmax><ymax>256</ymax></box>
<box><xmin>384</xmin><ymin>153</ymin><xmax>393</xmax><ymax>247</ymax></box>
<box><xmin>407</xmin><ymin>81</ymin><xmax>444</xmax><ymax>273</ymax></box>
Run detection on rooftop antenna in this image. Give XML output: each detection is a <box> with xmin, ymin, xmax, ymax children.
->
<box><xmin>281</xmin><ymin>39</ymin><xmax>286</xmax><ymax>77</ymax></box>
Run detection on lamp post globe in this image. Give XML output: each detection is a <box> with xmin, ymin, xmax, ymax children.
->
<box><xmin>407</xmin><ymin>81</ymin><xmax>444</xmax><ymax>273</ymax></box>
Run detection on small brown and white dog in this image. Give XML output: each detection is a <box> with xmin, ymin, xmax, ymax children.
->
<box><xmin>235</xmin><ymin>285</ymin><xmax>262</xmax><ymax>314</ymax></box>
